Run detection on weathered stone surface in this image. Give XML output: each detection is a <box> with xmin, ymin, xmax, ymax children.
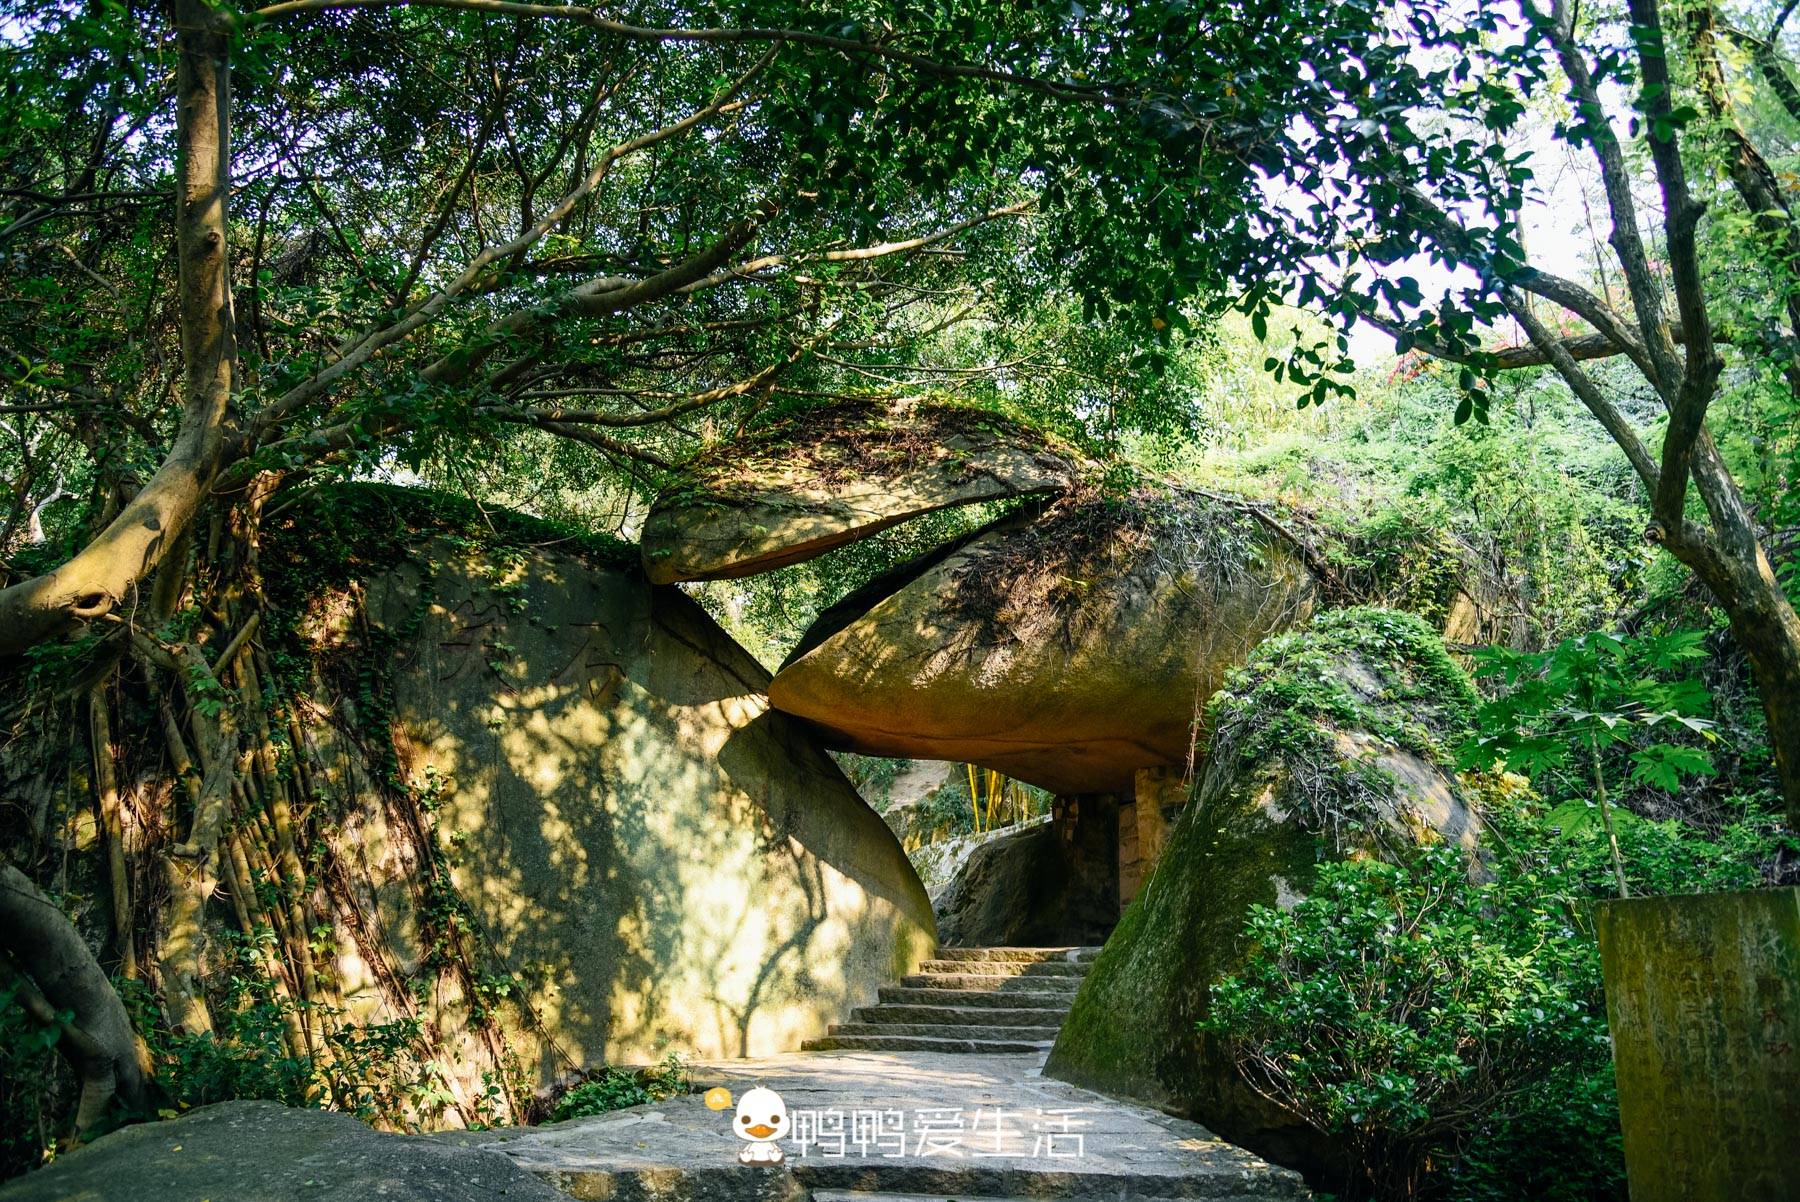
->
<box><xmin>639</xmin><ymin>401</ymin><xmax>1075</xmax><ymax>584</ymax></box>
<box><xmin>906</xmin><ymin>815</ymin><xmax>1036</xmax><ymax>899</ymax></box>
<box><xmin>0</xmin><ymin>1101</ymin><xmax>574</xmax><ymax>1202</ymax></box>
<box><xmin>768</xmin><ymin>489</ymin><xmax>1317</xmax><ymax>794</ymax></box>
<box><xmin>1119</xmin><ymin>766</ymin><xmax>1188</xmax><ymax>907</ymax></box>
<box><xmin>277</xmin><ymin>488</ymin><xmax>935</xmax><ymax>1108</ymax></box>
<box><xmin>456</xmin><ymin>1049</ymin><xmax>1311</xmax><ymax>1199</ymax></box>
<box><xmin>1045</xmin><ymin>609</ymin><xmax>1482</xmax><ymax>1180</ymax></box>
<box><xmin>931</xmin><ymin>819</ymin><xmax>1112</xmax><ymax>948</ymax></box>
<box><xmin>1596</xmin><ymin>887</ymin><xmax>1800</xmax><ymax>1202</ymax></box>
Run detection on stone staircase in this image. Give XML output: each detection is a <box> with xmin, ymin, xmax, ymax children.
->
<box><xmin>801</xmin><ymin>946</ymin><xmax>1100</xmax><ymax>1054</ymax></box>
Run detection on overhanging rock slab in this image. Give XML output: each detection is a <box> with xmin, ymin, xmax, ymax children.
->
<box><xmin>768</xmin><ymin>488</ymin><xmax>1316</xmax><ymax>794</ymax></box>
<box><xmin>639</xmin><ymin>401</ymin><xmax>1076</xmax><ymax>584</ymax></box>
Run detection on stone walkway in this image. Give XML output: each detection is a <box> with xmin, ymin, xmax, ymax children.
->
<box><xmin>458</xmin><ymin>1049</ymin><xmax>1311</xmax><ymax>1201</ymax></box>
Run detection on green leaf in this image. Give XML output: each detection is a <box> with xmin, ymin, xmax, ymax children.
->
<box><xmin>1543</xmin><ymin>800</ymin><xmax>1597</xmax><ymax>838</ymax></box>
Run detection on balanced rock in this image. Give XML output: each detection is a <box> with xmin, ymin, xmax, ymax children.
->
<box><xmin>639</xmin><ymin>400</ymin><xmax>1075</xmax><ymax>583</ymax></box>
<box><xmin>768</xmin><ymin>488</ymin><xmax>1317</xmax><ymax>794</ymax></box>
<box><xmin>933</xmin><ymin>817</ymin><xmax>1120</xmax><ymax>947</ymax></box>
<box><xmin>1044</xmin><ymin>608</ymin><xmax>1483</xmax><ymax>1178</ymax></box>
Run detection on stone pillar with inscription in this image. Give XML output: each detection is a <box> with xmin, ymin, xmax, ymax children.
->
<box><xmin>1595</xmin><ymin>887</ymin><xmax>1800</xmax><ymax>1202</ymax></box>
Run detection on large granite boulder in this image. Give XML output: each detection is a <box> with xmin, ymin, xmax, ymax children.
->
<box><xmin>932</xmin><ymin>817</ymin><xmax>1119</xmax><ymax>947</ymax></box>
<box><xmin>0</xmin><ymin>1101</ymin><xmax>573</xmax><ymax>1202</ymax></box>
<box><xmin>639</xmin><ymin>400</ymin><xmax>1075</xmax><ymax>584</ymax></box>
<box><xmin>271</xmin><ymin>487</ymin><xmax>935</xmax><ymax>1107</ymax></box>
<box><xmin>1044</xmin><ymin>608</ymin><xmax>1483</xmax><ymax>1177</ymax></box>
<box><xmin>768</xmin><ymin>488</ymin><xmax>1317</xmax><ymax>794</ymax></box>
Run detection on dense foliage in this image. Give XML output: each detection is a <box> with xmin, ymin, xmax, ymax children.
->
<box><xmin>1201</xmin><ymin>772</ymin><xmax>1789</xmax><ymax>1201</ymax></box>
<box><xmin>546</xmin><ymin>1053</ymin><xmax>690</xmax><ymax>1123</ymax></box>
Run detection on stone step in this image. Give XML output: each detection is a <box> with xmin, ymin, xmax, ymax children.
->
<box><xmin>811</xmin><ymin>1194</ymin><xmax>1286</xmax><ymax>1202</ymax></box>
<box><xmin>916</xmin><ymin>958</ymin><xmax>1090</xmax><ymax>977</ymax></box>
<box><xmin>877</xmin><ymin>986</ymin><xmax>1074</xmax><ymax>1009</ymax></box>
<box><xmin>828</xmin><ymin>1021</ymin><xmax>1066</xmax><ymax>1041</ymax></box>
<box><xmin>800</xmin><ymin>1033</ymin><xmax>1054</xmax><ymax>1054</ymax></box>
<box><xmin>901</xmin><ymin>972</ymin><xmax>1083</xmax><ymax>992</ymax></box>
<box><xmin>851</xmin><ymin>1003</ymin><xmax>1069</xmax><ymax>1028</ymax></box>
<box><xmin>930</xmin><ymin>946</ymin><xmax>1102</xmax><ymax>964</ymax></box>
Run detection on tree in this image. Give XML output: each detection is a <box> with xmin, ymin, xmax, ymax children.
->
<box><xmin>1206</xmin><ymin>0</ymin><xmax>1800</xmax><ymax>828</ymax></box>
<box><xmin>1457</xmin><ymin>630</ymin><xmax>1722</xmax><ymax>898</ymax></box>
<box><xmin>0</xmin><ymin>0</ymin><xmax>1337</xmax><ymax>1129</ymax></box>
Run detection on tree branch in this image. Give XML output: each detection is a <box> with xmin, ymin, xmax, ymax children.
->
<box><xmin>251</xmin><ymin>0</ymin><xmax>1120</xmax><ymax>105</ymax></box>
<box><xmin>0</xmin><ymin>0</ymin><xmax>237</xmax><ymax>657</ymax></box>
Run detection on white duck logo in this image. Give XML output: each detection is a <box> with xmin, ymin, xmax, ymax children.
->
<box><xmin>733</xmin><ymin>1085</ymin><xmax>790</xmax><ymax>1164</ymax></box>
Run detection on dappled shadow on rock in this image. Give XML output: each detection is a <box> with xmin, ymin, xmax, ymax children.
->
<box><xmin>640</xmin><ymin>399</ymin><xmax>1077</xmax><ymax>584</ymax></box>
<box><xmin>296</xmin><ymin>522</ymin><xmax>935</xmax><ymax>1107</ymax></box>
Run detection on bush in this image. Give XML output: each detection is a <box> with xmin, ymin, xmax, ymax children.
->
<box><xmin>548</xmin><ymin>1053</ymin><xmax>690</xmax><ymax>1122</ymax></box>
<box><xmin>124</xmin><ymin>946</ymin><xmax>501</xmax><ymax>1132</ymax></box>
<box><xmin>1198</xmin><ymin>775</ymin><xmax>1794</xmax><ymax>1201</ymax></box>
<box><xmin>0</xmin><ymin>984</ymin><xmax>67</xmax><ymax>1179</ymax></box>
<box><xmin>1200</xmin><ymin>842</ymin><xmax>1617</xmax><ymax>1201</ymax></box>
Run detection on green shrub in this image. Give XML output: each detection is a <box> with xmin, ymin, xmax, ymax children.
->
<box><xmin>122</xmin><ymin>946</ymin><xmax>500</xmax><ymax>1132</ymax></box>
<box><xmin>0</xmin><ymin>984</ymin><xmax>67</xmax><ymax>1178</ymax></box>
<box><xmin>548</xmin><ymin>1053</ymin><xmax>690</xmax><ymax>1122</ymax></box>
<box><xmin>1200</xmin><ymin>842</ymin><xmax>1617</xmax><ymax>1201</ymax></box>
<box><xmin>1199</xmin><ymin>776</ymin><xmax>1794</xmax><ymax>1201</ymax></box>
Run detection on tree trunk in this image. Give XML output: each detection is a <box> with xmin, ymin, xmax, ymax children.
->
<box><xmin>1667</xmin><ymin>531</ymin><xmax>1800</xmax><ymax>828</ymax></box>
<box><xmin>0</xmin><ymin>0</ymin><xmax>236</xmax><ymax>657</ymax></box>
<box><xmin>1724</xmin><ymin>591</ymin><xmax>1800</xmax><ymax>830</ymax></box>
<box><xmin>0</xmin><ymin>866</ymin><xmax>151</xmax><ymax>1134</ymax></box>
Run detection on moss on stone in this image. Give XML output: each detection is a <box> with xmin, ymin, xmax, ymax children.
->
<box><xmin>1044</xmin><ymin>607</ymin><xmax>1481</xmax><ymax>1172</ymax></box>
<box><xmin>941</xmin><ymin>483</ymin><xmax>1271</xmax><ymax>638</ymax></box>
<box><xmin>660</xmin><ymin>398</ymin><xmax>1079</xmax><ymax>505</ymax></box>
<box><xmin>264</xmin><ymin>481</ymin><xmax>635</xmax><ymax>599</ymax></box>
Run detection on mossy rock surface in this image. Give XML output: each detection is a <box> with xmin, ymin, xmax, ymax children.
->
<box><xmin>768</xmin><ymin>487</ymin><xmax>1317</xmax><ymax>794</ymax></box>
<box><xmin>638</xmin><ymin>399</ymin><xmax>1077</xmax><ymax>584</ymax></box>
<box><xmin>1044</xmin><ymin>608</ymin><xmax>1482</xmax><ymax>1177</ymax></box>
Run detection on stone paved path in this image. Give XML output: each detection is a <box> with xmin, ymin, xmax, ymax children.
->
<box><xmin>458</xmin><ymin>1049</ymin><xmax>1311</xmax><ymax>1201</ymax></box>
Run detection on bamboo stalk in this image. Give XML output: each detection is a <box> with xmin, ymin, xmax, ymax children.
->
<box><xmin>966</xmin><ymin>762</ymin><xmax>981</xmax><ymax>833</ymax></box>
